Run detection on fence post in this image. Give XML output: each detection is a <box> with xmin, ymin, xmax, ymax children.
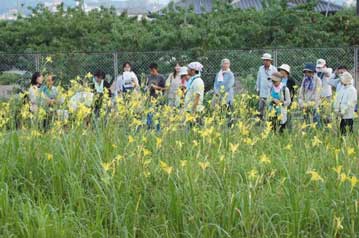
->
<box><xmin>354</xmin><ymin>46</ymin><xmax>358</xmax><ymax>89</ymax></box>
<box><xmin>35</xmin><ymin>53</ymin><xmax>41</xmax><ymax>72</ymax></box>
<box><xmin>273</xmin><ymin>48</ymin><xmax>278</xmax><ymax>66</ymax></box>
<box><xmin>113</xmin><ymin>52</ymin><xmax>118</xmax><ymax>79</ymax></box>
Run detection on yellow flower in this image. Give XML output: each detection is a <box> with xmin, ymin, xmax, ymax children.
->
<box><xmin>112</xmin><ymin>144</ymin><xmax>117</xmax><ymax>149</ymax></box>
<box><xmin>142</xmin><ymin>148</ymin><xmax>152</xmax><ymax>157</ymax></box>
<box><xmin>248</xmin><ymin>169</ymin><xmax>258</xmax><ymax>180</ymax></box>
<box><xmin>334</xmin><ymin>216</ymin><xmax>344</xmax><ymax>231</ymax></box>
<box><xmin>333</xmin><ymin>165</ymin><xmax>342</xmax><ymax>175</ymax></box>
<box><xmin>346</xmin><ymin>147</ymin><xmax>355</xmax><ymax>157</ymax></box>
<box><xmin>327</xmin><ymin>123</ymin><xmax>333</xmax><ymax>129</ymax></box>
<box><xmin>143</xmin><ymin>171</ymin><xmax>151</xmax><ymax>177</ymax></box>
<box><xmin>160</xmin><ymin>161</ymin><xmax>173</xmax><ymax>175</ymax></box>
<box><xmin>312</xmin><ymin>136</ymin><xmax>322</xmax><ymax>147</ymax></box>
<box><xmin>180</xmin><ymin>160</ymin><xmax>188</xmax><ymax>167</ymax></box>
<box><xmin>102</xmin><ymin>162</ymin><xmax>112</xmax><ymax>171</ymax></box>
<box><xmin>229</xmin><ymin>143</ymin><xmax>239</xmax><ymax>154</ymax></box>
<box><xmin>128</xmin><ymin>135</ymin><xmax>135</xmax><ymax>144</ymax></box>
<box><xmin>219</xmin><ymin>155</ymin><xmax>225</xmax><ymax>161</ymax></box>
<box><xmin>350</xmin><ymin>176</ymin><xmax>358</xmax><ymax>189</ymax></box>
<box><xmin>259</xmin><ymin>154</ymin><xmax>271</xmax><ymax>164</ymax></box>
<box><xmin>85</xmin><ymin>72</ymin><xmax>93</xmax><ymax>79</ymax></box>
<box><xmin>45</xmin><ymin>56</ymin><xmax>53</xmax><ymax>63</ymax></box>
<box><xmin>285</xmin><ymin>144</ymin><xmax>292</xmax><ymax>151</ymax></box>
<box><xmin>46</xmin><ymin>153</ymin><xmax>53</xmax><ymax>161</ymax></box>
<box><xmin>156</xmin><ymin>137</ymin><xmax>162</xmax><ymax>148</ymax></box>
<box><xmin>192</xmin><ymin>140</ymin><xmax>199</xmax><ymax>147</ymax></box>
<box><xmin>176</xmin><ymin>140</ymin><xmax>183</xmax><ymax>149</ymax></box>
<box><xmin>307</xmin><ymin>170</ymin><xmax>324</xmax><ymax>182</ymax></box>
<box><xmin>340</xmin><ymin>173</ymin><xmax>348</xmax><ymax>183</ymax></box>
<box><xmin>199</xmin><ymin>161</ymin><xmax>210</xmax><ymax>171</ymax></box>
<box><xmin>143</xmin><ymin>159</ymin><xmax>152</xmax><ymax>166</ymax></box>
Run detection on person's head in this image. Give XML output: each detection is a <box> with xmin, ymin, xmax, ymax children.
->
<box><xmin>94</xmin><ymin>70</ymin><xmax>106</xmax><ymax>83</ymax></box>
<box><xmin>278</xmin><ymin>64</ymin><xmax>290</xmax><ymax>77</ymax></box>
<box><xmin>47</xmin><ymin>74</ymin><xmax>56</xmax><ymax>87</ymax></box>
<box><xmin>303</xmin><ymin>64</ymin><xmax>316</xmax><ymax>78</ymax></box>
<box><xmin>316</xmin><ymin>59</ymin><xmax>327</xmax><ymax>70</ymax></box>
<box><xmin>31</xmin><ymin>72</ymin><xmax>43</xmax><ymax>86</ymax></box>
<box><xmin>173</xmin><ymin>63</ymin><xmax>181</xmax><ymax>77</ymax></box>
<box><xmin>271</xmin><ymin>72</ymin><xmax>283</xmax><ymax>87</ymax></box>
<box><xmin>340</xmin><ymin>72</ymin><xmax>353</xmax><ymax>86</ymax></box>
<box><xmin>336</xmin><ymin>66</ymin><xmax>348</xmax><ymax>76</ymax></box>
<box><xmin>261</xmin><ymin>53</ymin><xmax>273</xmax><ymax>68</ymax></box>
<box><xmin>149</xmin><ymin>63</ymin><xmax>159</xmax><ymax>76</ymax></box>
<box><xmin>187</xmin><ymin>62</ymin><xmax>203</xmax><ymax>77</ymax></box>
<box><xmin>179</xmin><ymin>66</ymin><xmax>189</xmax><ymax>81</ymax></box>
<box><xmin>123</xmin><ymin>62</ymin><xmax>132</xmax><ymax>72</ymax></box>
<box><xmin>221</xmin><ymin>58</ymin><xmax>230</xmax><ymax>71</ymax></box>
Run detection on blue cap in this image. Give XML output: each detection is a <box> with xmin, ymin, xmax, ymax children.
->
<box><xmin>303</xmin><ymin>63</ymin><xmax>316</xmax><ymax>73</ymax></box>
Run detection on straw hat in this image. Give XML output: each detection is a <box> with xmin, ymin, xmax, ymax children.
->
<box><xmin>271</xmin><ymin>72</ymin><xmax>283</xmax><ymax>82</ymax></box>
<box><xmin>340</xmin><ymin>72</ymin><xmax>353</xmax><ymax>85</ymax></box>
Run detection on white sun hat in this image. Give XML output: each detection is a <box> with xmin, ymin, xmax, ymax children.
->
<box><xmin>261</xmin><ymin>53</ymin><xmax>273</xmax><ymax>61</ymax></box>
<box><xmin>188</xmin><ymin>62</ymin><xmax>204</xmax><ymax>72</ymax></box>
<box><xmin>179</xmin><ymin>67</ymin><xmax>188</xmax><ymax>76</ymax></box>
<box><xmin>316</xmin><ymin>59</ymin><xmax>326</xmax><ymax>68</ymax></box>
<box><xmin>278</xmin><ymin>64</ymin><xmax>291</xmax><ymax>74</ymax></box>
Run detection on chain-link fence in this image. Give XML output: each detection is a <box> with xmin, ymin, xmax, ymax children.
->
<box><xmin>0</xmin><ymin>47</ymin><xmax>358</xmax><ymax>98</ymax></box>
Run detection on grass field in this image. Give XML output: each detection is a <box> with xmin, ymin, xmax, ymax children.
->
<box><xmin>0</xmin><ymin>85</ymin><xmax>358</xmax><ymax>238</ymax></box>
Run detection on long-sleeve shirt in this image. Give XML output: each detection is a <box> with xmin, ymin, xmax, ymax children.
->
<box><xmin>213</xmin><ymin>70</ymin><xmax>235</xmax><ymax>105</ymax></box>
<box><xmin>334</xmin><ymin>85</ymin><xmax>357</xmax><ymax>119</ymax></box>
<box><xmin>256</xmin><ymin>65</ymin><xmax>277</xmax><ymax>98</ymax></box>
<box><xmin>298</xmin><ymin>75</ymin><xmax>322</xmax><ymax>109</ymax></box>
<box><xmin>329</xmin><ymin>74</ymin><xmax>354</xmax><ymax>93</ymax></box>
<box><xmin>316</xmin><ymin>67</ymin><xmax>333</xmax><ymax>98</ymax></box>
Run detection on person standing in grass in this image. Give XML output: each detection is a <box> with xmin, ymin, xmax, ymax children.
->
<box><xmin>278</xmin><ymin>64</ymin><xmax>296</xmax><ymax>104</ymax></box>
<box><xmin>184</xmin><ymin>62</ymin><xmax>205</xmax><ymax>114</ymax></box>
<box><xmin>28</xmin><ymin>72</ymin><xmax>44</xmax><ymax>113</ymax></box>
<box><xmin>267</xmin><ymin>72</ymin><xmax>291</xmax><ymax>133</ymax></box>
<box><xmin>177</xmin><ymin>66</ymin><xmax>189</xmax><ymax>107</ymax></box>
<box><xmin>329</xmin><ymin>66</ymin><xmax>351</xmax><ymax>93</ymax></box>
<box><xmin>212</xmin><ymin>58</ymin><xmax>235</xmax><ymax>108</ymax></box>
<box><xmin>316</xmin><ymin>59</ymin><xmax>333</xmax><ymax>124</ymax></box>
<box><xmin>91</xmin><ymin>70</ymin><xmax>111</xmax><ymax>117</ymax></box>
<box><xmin>166</xmin><ymin>62</ymin><xmax>182</xmax><ymax>107</ymax></box>
<box><xmin>256</xmin><ymin>53</ymin><xmax>277</xmax><ymax>120</ymax></box>
<box><xmin>334</xmin><ymin>72</ymin><xmax>357</xmax><ymax>135</ymax></box>
<box><xmin>146</xmin><ymin>63</ymin><xmax>166</xmax><ymax>130</ymax></box>
<box><xmin>111</xmin><ymin>62</ymin><xmax>139</xmax><ymax>97</ymax></box>
<box><xmin>298</xmin><ymin>64</ymin><xmax>322</xmax><ymax>125</ymax></box>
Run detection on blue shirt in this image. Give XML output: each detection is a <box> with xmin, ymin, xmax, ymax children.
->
<box><xmin>214</xmin><ymin>71</ymin><xmax>235</xmax><ymax>104</ymax></box>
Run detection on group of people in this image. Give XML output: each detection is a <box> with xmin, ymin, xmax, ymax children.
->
<box><xmin>27</xmin><ymin>54</ymin><xmax>358</xmax><ymax>134</ymax></box>
<box><xmin>256</xmin><ymin>53</ymin><xmax>357</xmax><ymax>134</ymax></box>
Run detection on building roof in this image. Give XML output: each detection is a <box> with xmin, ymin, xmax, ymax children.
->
<box><xmin>168</xmin><ymin>0</ymin><xmax>342</xmax><ymax>14</ymax></box>
<box><xmin>232</xmin><ymin>0</ymin><xmax>343</xmax><ymax>13</ymax></box>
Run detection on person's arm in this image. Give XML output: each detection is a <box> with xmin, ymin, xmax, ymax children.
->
<box><xmin>298</xmin><ymin>80</ymin><xmax>304</xmax><ymax>108</ymax></box>
<box><xmin>256</xmin><ymin>68</ymin><xmax>261</xmax><ymax>93</ymax></box>
<box><xmin>152</xmin><ymin>76</ymin><xmax>166</xmax><ymax>91</ymax></box>
<box><xmin>283</xmin><ymin>87</ymin><xmax>291</xmax><ymax>107</ymax></box>
<box><xmin>192</xmin><ymin>93</ymin><xmax>200</xmax><ymax>112</ymax></box>
<box><xmin>314</xmin><ymin>77</ymin><xmax>322</xmax><ymax>109</ymax></box>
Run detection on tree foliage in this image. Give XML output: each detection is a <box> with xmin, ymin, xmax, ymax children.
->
<box><xmin>0</xmin><ymin>2</ymin><xmax>358</xmax><ymax>53</ymax></box>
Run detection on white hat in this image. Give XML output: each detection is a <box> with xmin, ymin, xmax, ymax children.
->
<box><xmin>179</xmin><ymin>67</ymin><xmax>188</xmax><ymax>76</ymax></box>
<box><xmin>316</xmin><ymin>59</ymin><xmax>326</xmax><ymax>68</ymax></box>
<box><xmin>340</xmin><ymin>72</ymin><xmax>353</xmax><ymax>85</ymax></box>
<box><xmin>188</xmin><ymin>62</ymin><xmax>203</xmax><ymax>72</ymax></box>
<box><xmin>278</xmin><ymin>64</ymin><xmax>291</xmax><ymax>74</ymax></box>
<box><xmin>261</xmin><ymin>53</ymin><xmax>272</xmax><ymax>61</ymax></box>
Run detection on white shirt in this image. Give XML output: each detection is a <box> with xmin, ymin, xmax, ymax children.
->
<box><xmin>334</xmin><ymin>84</ymin><xmax>357</xmax><ymax>119</ymax></box>
<box><xmin>184</xmin><ymin>76</ymin><xmax>204</xmax><ymax>112</ymax></box>
<box><xmin>316</xmin><ymin>67</ymin><xmax>333</xmax><ymax>98</ymax></box>
<box><xmin>256</xmin><ymin>65</ymin><xmax>277</xmax><ymax>98</ymax></box>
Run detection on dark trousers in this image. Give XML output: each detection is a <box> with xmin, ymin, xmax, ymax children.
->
<box><xmin>340</xmin><ymin>119</ymin><xmax>353</xmax><ymax>135</ymax></box>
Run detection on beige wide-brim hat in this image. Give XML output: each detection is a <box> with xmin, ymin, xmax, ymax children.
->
<box><xmin>278</xmin><ymin>64</ymin><xmax>291</xmax><ymax>74</ymax></box>
<box><xmin>179</xmin><ymin>67</ymin><xmax>188</xmax><ymax>76</ymax></box>
<box><xmin>261</xmin><ymin>53</ymin><xmax>273</xmax><ymax>61</ymax></box>
<box><xmin>271</xmin><ymin>72</ymin><xmax>283</xmax><ymax>82</ymax></box>
<box><xmin>340</xmin><ymin>72</ymin><xmax>353</xmax><ymax>85</ymax></box>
